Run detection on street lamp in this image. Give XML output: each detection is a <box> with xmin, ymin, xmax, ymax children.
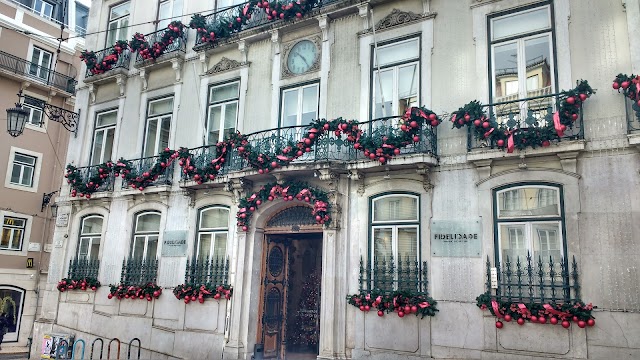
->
<box><xmin>6</xmin><ymin>102</ymin><xmax>29</xmax><ymax>137</ymax></box>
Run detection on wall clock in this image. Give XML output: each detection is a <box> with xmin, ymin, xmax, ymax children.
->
<box><xmin>286</xmin><ymin>39</ymin><xmax>319</xmax><ymax>75</ymax></box>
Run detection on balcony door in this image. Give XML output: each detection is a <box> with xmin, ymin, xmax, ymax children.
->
<box><xmin>29</xmin><ymin>47</ymin><xmax>52</xmax><ymax>81</ymax></box>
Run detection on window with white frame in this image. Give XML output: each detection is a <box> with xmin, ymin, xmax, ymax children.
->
<box><xmin>131</xmin><ymin>212</ymin><xmax>161</xmax><ymax>262</ymax></box>
<box><xmin>157</xmin><ymin>0</ymin><xmax>183</xmax><ymax>29</ymax></box>
<box><xmin>29</xmin><ymin>46</ymin><xmax>52</xmax><ymax>80</ymax></box>
<box><xmin>107</xmin><ymin>1</ymin><xmax>130</xmax><ymax>45</ymax></box>
<box><xmin>280</xmin><ymin>83</ymin><xmax>319</xmax><ymax>127</ymax></box>
<box><xmin>143</xmin><ymin>97</ymin><xmax>173</xmax><ymax>157</ymax></box>
<box><xmin>77</xmin><ymin>216</ymin><xmax>103</xmax><ymax>260</ymax></box>
<box><xmin>370</xmin><ymin>194</ymin><xmax>419</xmax><ymax>290</ymax></box>
<box><xmin>10</xmin><ymin>153</ymin><xmax>36</xmax><ymax>188</ymax></box>
<box><xmin>0</xmin><ymin>286</ymin><xmax>25</xmax><ymax>342</ymax></box>
<box><xmin>490</xmin><ymin>4</ymin><xmax>555</xmax><ymax>102</ymax></box>
<box><xmin>216</xmin><ymin>0</ymin><xmax>245</xmax><ymax>10</ymax></box>
<box><xmin>496</xmin><ymin>185</ymin><xmax>564</xmax><ymax>262</ymax></box>
<box><xmin>371</xmin><ymin>37</ymin><xmax>420</xmax><ymax>119</ymax></box>
<box><xmin>34</xmin><ymin>0</ymin><xmax>55</xmax><ymax>19</ymax></box>
<box><xmin>22</xmin><ymin>96</ymin><xmax>45</xmax><ymax>127</ymax></box>
<box><xmin>207</xmin><ymin>82</ymin><xmax>239</xmax><ymax>145</ymax></box>
<box><xmin>91</xmin><ymin>110</ymin><xmax>117</xmax><ymax>165</ymax></box>
<box><xmin>75</xmin><ymin>2</ymin><xmax>89</xmax><ymax>36</ymax></box>
<box><xmin>1</xmin><ymin>216</ymin><xmax>27</xmax><ymax>251</ymax></box>
<box><xmin>195</xmin><ymin>207</ymin><xmax>229</xmax><ymax>262</ymax></box>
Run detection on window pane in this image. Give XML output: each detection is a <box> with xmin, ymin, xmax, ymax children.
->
<box><xmin>213</xmin><ymin>233</ymin><xmax>227</xmax><ymax>260</ymax></box>
<box><xmin>373</xmin><ymin>228</ymin><xmax>393</xmax><ymax>262</ymax></box>
<box><xmin>78</xmin><ymin>238</ymin><xmax>89</xmax><ymax>259</ymax></box>
<box><xmin>172</xmin><ymin>0</ymin><xmax>183</xmax><ymax>17</ymax></box>
<box><xmin>10</xmin><ymin>165</ymin><xmax>21</xmax><ymax>184</ymax></box>
<box><xmin>110</xmin><ymin>2</ymin><xmax>130</xmax><ymax>20</ymax></box>
<box><xmin>158</xmin><ymin>1</ymin><xmax>171</xmax><ymax>26</ymax></box>
<box><xmin>533</xmin><ymin>222</ymin><xmax>562</xmax><ymax>261</ymax></box>
<box><xmin>91</xmin><ymin>130</ymin><xmax>104</xmax><ymax>165</ymax></box>
<box><xmin>499</xmin><ymin>224</ymin><xmax>528</xmax><ymax>261</ymax></box>
<box><xmin>118</xmin><ymin>17</ymin><xmax>129</xmax><ymax>40</ymax></box>
<box><xmin>223</xmin><ymin>102</ymin><xmax>238</xmax><ymax>138</ymax></box>
<box><xmin>132</xmin><ymin>236</ymin><xmax>145</xmax><ymax>259</ymax></box>
<box><xmin>41</xmin><ymin>51</ymin><xmax>51</xmax><ymax>68</ymax></box>
<box><xmin>398</xmin><ymin>64</ymin><xmax>418</xmax><ymax>114</ymax></box>
<box><xmin>136</xmin><ymin>213</ymin><xmax>160</xmax><ymax>232</ymax></box>
<box><xmin>144</xmin><ymin>119</ymin><xmax>158</xmax><ymax>157</ymax></box>
<box><xmin>375</xmin><ymin>38</ymin><xmax>419</xmax><ymax>67</ymax></box>
<box><xmin>373</xmin><ymin>196</ymin><xmax>418</xmax><ymax>222</ymax></box>
<box><xmin>30</xmin><ymin>107</ymin><xmax>43</xmax><ymax>125</ymax></box>
<box><xmin>373</xmin><ymin>69</ymin><xmax>393</xmax><ymax>118</ymax></box>
<box><xmin>146</xmin><ymin>236</ymin><xmax>158</xmax><ymax>261</ymax></box>
<box><xmin>107</xmin><ymin>21</ymin><xmax>118</xmax><ymax>44</ymax></box>
<box><xmin>160</xmin><ymin>117</ymin><xmax>171</xmax><ymax>150</ymax></box>
<box><xmin>21</xmin><ymin>167</ymin><xmax>33</xmax><ymax>186</ymax></box>
<box><xmin>97</xmin><ymin>111</ymin><xmax>117</xmax><ymax>127</ymax></box>
<box><xmin>197</xmin><ymin>233</ymin><xmax>212</xmax><ymax>261</ymax></box>
<box><xmin>90</xmin><ymin>239</ymin><xmax>100</xmax><ymax>260</ymax></box>
<box><xmin>15</xmin><ymin>154</ymin><xmax>35</xmax><ymax>165</ymax></box>
<box><xmin>207</xmin><ymin>105</ymin><xmax>222</xmax><ymax>145</ymax></box>
<box><xmin>397</xmin><ymin>227</ymin><xmax>418</xmax><ymax>261</ymax></box>
<box><xmin>148</xmin><ymin>98</ymin><xmax>173</xmax><ymax>116</ymax></box>
<box><xmin>525</xmin><ymin>36</ymin><xmax>552</xmax><ymax>96</ymax></box>
<box><xmin>104</xmin><ymin>128</ymin><xmax>115</xmax><ymax>162</ymax></box>
<box><xmin>282</xmin><ymin>89</ymin><xmax>298</xmax><ymax>127</ymax></box>
<box><xmin>493</xmin><ymin>42</ymin><xmax>518</xmax><ymax>99</ymax></box>
<box><xmin>498</xmin><ymin>187</ymin><xmax>559</xmax><ymax>218</ymax></box>
<box><xmin>210</xmin><ymin>83</ymin><xmax>239</xmax><ymax>103</ymax></box>
<box><xmin>301</xmin><ymin>86</ymin><xmax>318</xmax><ymax>124</ymax></box>
<box><xmin>492</xmin><ymin>7</ymin><xmax>550</xmax><ymax>41</ymax></box>
<box><xmin>200</xmin><ymin>208</ymin><xmax>228</xmax><ymax>229</ymax></box>
<box><xmin>82</xmin><ymin>217</ymin><xmax>103</xmax><ymax>234</ymax></box>
<box><xmin>1</xmin><ymin>229</ymin><xmax>11</xmax><ymax>249</ymax></box>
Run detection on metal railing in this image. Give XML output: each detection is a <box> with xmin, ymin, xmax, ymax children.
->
<box><xmin>85</xmin><ymin>46</ymin><xmax>131</xmax><ymax>78</ymax></box>
<box><xmin>358</xmin><ymin>256</ymin><xmax>430</xmax><ymax>295</ymax></box>
<box><xmin>9</xmin><ymin>0</ymin><xmax>65</xmax><ymax>26</ymax></box>
<box><xmin>75</xmin><ymin>25</ymin><xmax>87</xmax><ymax>38</ymax></box>
<box><xmin>135</xmin><ymin>27</ymin><xmax>188</xmax><ymax>64</ymax></box>
<box><xmin>194</xmin><ymin>0</ymin><xmax>348</xmax><ymax>50</ymax></box>
<box><xmin>468</xmin><ymin>92</ymin><xmax>584</xmax><ymax>151</ymax></box>
<box><xmin>0</xmin><ymin>50</ymin><xmax>76</xmax><ymax>93</ymax></box>
<box><xmin>184</xmin><ymin>256</ymin><xmax>229</xmax><ymax>285</ymax></box>
<box><xmin>120</xmin><ymin>258</ymin><xmax>158</xmax><ymax>286</ymax></box>
<box><xmin>626</xmin><ymin>96</ymin><xmax>640</xmax><ymax>133</ymax></box>
<box><xmin>486</xmin><ymin>254</ymin><xmax>580</xmax><ymax>304</ymax></box>
<box><xmin>73</xmin><ymin>164</ymin><xmax>116</xmax><ymax>193</ymax></box>
<box><xmin>122</xmin><ymin>155</ymin><xmax>174</xmax><ymax>189</ymax></box>
<box><xmin>68</xmin><ymin>258</ymin><xmax>100</xmax><ymax>279</ymax></box>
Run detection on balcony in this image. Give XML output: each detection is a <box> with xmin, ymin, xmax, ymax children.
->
<box><xmin>70</xmin><ymin>164</ymin><xmax>115</xmax><ymax>196</ymax></box>
<box><xmin>627</xmin><ymin>97</ymin><xmax>640</xmax><ymax>147</ymax></box>
<box><xmin>0</xmin><ymin>50</ymin><xmax>76</xmax><ymax>94</ymax></box>
<box><xmin>84</xmin><ymin>46</ymin><xmax>131</xmax><ymax>79</ymax></box>
<box><xmin>122</xmin><ymin>155</ymin><xmax>174</xmax><ymax>190</ymax></box>
<box><xmin>134</xmin><ymin>27</ymin><xmax>188</xmax><ymax>66</ymax></box>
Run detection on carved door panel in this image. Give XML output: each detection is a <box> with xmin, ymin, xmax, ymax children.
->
<box><xmin>261</xmin><ymin>238</ymin><xmax>290</xmax><ymax>359</ymax></box>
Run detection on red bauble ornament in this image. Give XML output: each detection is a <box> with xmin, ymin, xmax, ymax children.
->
<box><xmin>579</xmin><ymin>93</ymin><xmax>588</xmax><ymax>101</ymax></box>
<box><xmin>431</xmin><ymin>120</ymin><xmax>439</xmax><ymax>127</ymax></box>
<box><xmin>410</xmin><ymin>121</ymin><xmax>418</xmax><ymax>128</ymax></box>
<box><xmin>184</xmin><ymin>298</ymin><xmax>190</xmax><ymax>304</ymax></box>
<box><xmin>530</xmin><ymin>316</ymin><xmax>538</xmax><ymax>323</ymax></box>
<box><xmin>482</xmin><ymin>121</ymin><xmax>490</xmax><ymax>128</ymax></box>
<box><xmin>153</xmin><ymin>291</ymin><xmax>160</xmax><ymax>297</ymax></box>
<box><xmin>496</xmin><ymin>139</ymin><xmax>505</xmax><ymax>147</ymax></box>
<box><xmin>538</xmin><ymin>316</ymin><xmax>547</xmax><ymax>324</ymax></box>
<box><xmin>473</xmin><ymin>119</ymin><xmax>481</xmax><ymax>127</ymax></box>
<box><xmin>377</xmin><ymin>310</ymin><xmax>384</xmax><ymax>317</ymax></box>
<box><xmin>587</xmin><ymin>319</ymin><xmax>595</xmax><ymax>327</ymax></box>
<box><xmin>400</xmin><ymin>125</ymin><xmax>407</xmax><ymax>132</ymax></box>
<box><xmin>411</xmin><ymin>305</ymin><xmax>418</xmax><ymax>313</ymax></box>
<box><xmin>359</xmin><ymin>305</ymin><xmax>365</xmax><ymax>311</ymax></box>
<box><xmin>495</xmin><ymin>320</ymin><xmax>504</xmax><ymax>329</ymax></box>
<box><xmin>379</xmin><ymin>157</ymin><xmax>386</xmax><ymax>163</ymax></box>
<box><xmin>428</xmin><ymin>113</ymin><xmax>437</xmax><ymax>121</ymax></box>
<box><xmin>397</xmin><ymin>311</ymin><xmax>405</xmax><ymax>318</ymax></box>
<box><xmin>364</xmin><ymin>305</ymin><xmax>370</xmax><ymax>311</ymax></box>
<box><xmin>503</xmin><ymin>314</ymin><xmax>512</xmax><ymax>322</ymax></box>
<box><xmin>573</xmin><ymin>316</ymin><xmax>579</xmax><ymax>322</ymax></box>
<box><xmin>464</xmin><ymin>114</ymin><xmax>471</xmax><ymax>121</ymax></box>
<box><xmin>621</xmin><ymin>81</ymin><xmax>630</xmax><ymax>89</ymax></box>
<box><xmin>108</xmin><ymin>294</ymin><xmax>113</xmax><ymax>299</ymax></box>
<box><xmin>566</xmin><ymin>96</ymin><xmax>575</xmax><ymax>105</ymax></box>
<box><xmin>571</xmin><ymin>113</ymin><xmax>578</xmax><ymax>121</ymax></box>
<box><xmin>413</xmin><ymin>136</ymin><xmax>420</xmax><ymax>142</ymax></box>
<box><xmin>242</xmin><ymin>226</ymin><xmax>248</xmax><ymax>232</ymax></box>
<box><xmin>517</xmin><ymin>318</ymin><xmax>525</xmax><ymax>325</ymax></box>
<box><xmin>91</xmin><ymin>286</ymin><xmax>97</xmax><ymax>291</ymax></box>
<box><xmin>403</xmin><ymin>305</ymin><xmax>411</xmax><ymax>314</ymax></box>
<box><xmin>561</xmin><ymin>320</ymin><xmax>571</xmax><ymax>328</ymax></box>
<box><xmin>191</xmin><ymin>296</ymin><xmax>197</xmax><ymax>301</ymax></box>
<box><xmin>550</xmin><ymin>317</ymin><xmax>559</xmax><ymax>325</ymax></box>
<box><xmin>612</xmin><ymin>82</ymin><xmax>620</xmax><ymax>89</ymax></box>
<box><xmin>542</xmin><ymin>140</ymin><xmax>551</xmax><ymax>147</ymax></box>
<box><xmin>577</xmin><ymin>320</ymin><xmax>586</xmax><ymax>328</ymax></box>
<box><xmin>271</xmin><ymin>161</ymin><xmax>278</xmax><ymax>168</ymax></box>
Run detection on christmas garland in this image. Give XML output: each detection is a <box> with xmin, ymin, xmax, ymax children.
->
<box><xmin>237</xmin><ymin>181</ymin><xmax>329</xmax><ymax>231</ymax></box>
<box><xmin>612</xmin><ymin>73</ymin><xmax>640</xmax><ymax>120</ymax></box>
<box><xmin>476</xmin><ymin>292</ymin><xmax>595</xmax><ymax>329</ymax></box>
<box><xmin>451</xmin><ymin>80</ymin><xmax>595</xmax><ymax>152</ymax></box>
<box><xmin>121</xmin><ymin>148</ymin><xmax>177</xmax><ymax>190</ymax></box>
<box><xmin>129</xmin><ymin>21</ymin><xmax>185</xmax><ymax>61</ymax></box>
<box><xmin>81</xmin><ymin>40</ymin><xmax>128</xmax><ymax>75</ymax></box>
<box><xmin>107</xmin><ymin>283</ymin><xmax>162</xmax><ymax>301</ymax></box>
<box><xmin>66</xmin><ymin>162</ymin><xmax>115</xmax><ymax>199</ymax></box>
<box><xmin>173</xmin><ymin>284</ymin><xmax>233</xmax><ymax>304</ymax></box>
<box><xmin>346</xmin><ymin>291</ymin><xmax>438</xmax><ymax>319</ymax></box>
<box><xmin>189</xmin><ymin>0</ymin><xmax>318</xmax><ymax>45</ymax></box>
<box><xmin>56</xmin><ymin>277</ymin><xmax>101</xmax><ymax>292</ymax></box>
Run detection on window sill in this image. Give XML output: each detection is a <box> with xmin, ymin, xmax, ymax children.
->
<box><xmin>4</xmin><ymin>182</ymin><xmax>38</xmax><ymax>193</ymax></box>
<box><xmin>25</xmin><ymin>123</ymin><xmax>47</xmax><ymax>134</ymax></box>
<box><xmin>0</xmin><ymin>248</ymin><xmax>28</xmax><ymax>257</ymax></box>
<box><xmin>628</xmin><ymin>132</ymin><xmax>640</xmax><ymax>148</ymax></box>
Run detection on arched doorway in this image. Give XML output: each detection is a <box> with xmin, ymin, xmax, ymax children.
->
<box><xmin>0</xmin><ymin>285</ymin><xmax>25</xmax><ymax>343</ymax></box>
<box><xmin>258</xmin><ymin>206</ymin><xmax>323</xmax><ymax>359</ymax></box>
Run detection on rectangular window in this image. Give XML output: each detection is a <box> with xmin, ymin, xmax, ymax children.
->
<box><xmin>91</xmin><ymin>110</ymin><xmax>118</xmax><ymax>165</ymax></box>
<box><xmin>107</xmin><ymin>1</ymin><xmax>130</xmax><ymax>45</ymax></box>
<box><xmin>196</xmin><ymin>207</ymin><xmax>229</xmax><ymax>261</ymax></box>
<box><xmin>10</xmin><ymin>153</ymin><xmax>36</xmax><ymax>187</ymax></box>
<box><xmin>157</xmin><ymin>0</ymin><xmax>183</xmax><ymax>29</ymax></box>
<box><xmin>76</xmin><ymin>3</ymin><xmax>89</xmax><ymax>36</ymax></box>
<box><xmin>143</xmin><ymin>97</ymin><xmax>173</xmax><ymax>157</ymax></box>
<box><xmin>371</xmin><ymin>37</ymin><xmax>420</xmax><ymax>119</ymax></box>
<box><xmin>280</xmin><ymin>83</ymin><xmax>319</xmax><ymax>128</ymax></box>
<box><xmin>216</xmin><ymin>0</ymin><xmax>245</xmax><ymax>10</ymax></box>
<box><xmin>34</xmin><ymin>0</ymin><xmax>55</xmax><ymax>18</ymax></box>
<box><xmin>22</xmin><ymin>96</ymin><xmax>45</xmax><ymax>128</ymax></box>
<box><xmin>207</xmin><ymin>81</ymin><xmax>239</xmax><ymax>145</ymax></box>
<box><xmin>1</xmin><ymin>216</ymin><xmax>27</xmax><ymax>251</ymax></box>
<box><xmin>29</xmin><ymin>47</ymin><xmax>52</xmax><ymax>80</ymax></box>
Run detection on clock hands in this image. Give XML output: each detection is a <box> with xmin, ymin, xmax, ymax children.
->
<box><xmin>294</xmin><ymin>52</ymin><xmax>311</xmax><ymax>67</ymax></box>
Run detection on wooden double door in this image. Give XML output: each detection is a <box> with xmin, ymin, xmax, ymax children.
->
<box><xmin>258</xmin><ymin>233</ymin><xmax>322</xmax><ymax>359</ymax></box>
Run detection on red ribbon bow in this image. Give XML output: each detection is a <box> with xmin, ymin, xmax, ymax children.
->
<box><xmin>491</xmin><ymin>300</ymin><xmax>504</xmax><ymax>319</ymax></box>
<box><xmin>542</xmin><ymin>304</ymin><xmax>570</xmax><ymax>320</ymax></box>
<box><xmin>553</xmin><ymin>111</ymin><xmax>564</xmax><ymax>137</ymax></box>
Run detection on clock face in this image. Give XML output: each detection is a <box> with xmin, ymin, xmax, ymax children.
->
<box><xmin>287</xmin><ymin>40</ymin><xmax>318</xmax><ymax>75</ymax></box>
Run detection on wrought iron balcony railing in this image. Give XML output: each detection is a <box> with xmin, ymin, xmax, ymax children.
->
<box><xmin>467</xmin><ymin>92</ymin><xmax>584</xmax><ymax>151</ymax></box>
<box><xmin>194</xmin><ymin>0</ymin><xmax>347</xmax><ymax>50</ymax></box>
<box><xmin>68</xmin><ymin>258</ymin><xmax>100</xmax><ymax>279</ymax></box>
<box><xmin>0</xmin><ymin>50</ymin><xmax>76</xmax><ymax>93</ymax></box>
<box><xmin>135</xmin><ymin>27</ymin><xmax>188</xmax><ymax>64</ymax></box>
<box><xmin>185</xmin><ymin>256</ymin><xmax>230</xmax><ymax>285</ymax></box>
<box><xmin>626</xmin><ymin>97</ymin><xmax>640</xmax><ymax>134</ymax></box>
<box><xmin>486</xmin><ymin>254</ymin><xmax>580</xmax><ymax>304</ymax></box>
<box><xmin>358</xmin><ymin>256</ymin><xmax>429</xmax><ymax>295</ymax></box>
<box><xmin>84</xmin><ymin>46</ymin><xmax>131</xmax><ymax>78</ymax></box>
<box><xmin>122</xmin><ymin>155</ymin><xmax>174</xmax><ymax>190</ymax></box>
<box><xmin>184</xmin><ymin>116</ymin><xmax>438</xmax><ymax>180</ymax></box>
<box><xmin>121</xmin><ymin>257</ymin><xmax>158</xmax><ymax>286</ymax></box>
<box><xmin>74</xmin><ymin>164</ymin><xmax>115</xmax><ymax>193</ymax></box>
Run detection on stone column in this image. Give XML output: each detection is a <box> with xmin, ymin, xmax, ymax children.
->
<box><xmin>223</xmin><ymin>231</ymin><xmax>248</xmax><ymax>359</ymax></box>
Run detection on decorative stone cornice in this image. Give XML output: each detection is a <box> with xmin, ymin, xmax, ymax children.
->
<box><xmin>359</xmin><ymin>9</ymin><xmax>436</xmax><ymax>35</ymax></box>
<box><xmin>205</xmin><ymin>57</ymin><xmax>249</xmax><ymax>75</ymax></box>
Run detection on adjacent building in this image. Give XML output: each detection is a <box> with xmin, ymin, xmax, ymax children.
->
<box><xmin>33</xmin><ymin>0</ymin><xmax>640</xmax><ymax>359</ymax></box>
<box><xmin>0</xmin><ymin>0</ymin><xmax>88</xmax><ymax>355</ymax></box>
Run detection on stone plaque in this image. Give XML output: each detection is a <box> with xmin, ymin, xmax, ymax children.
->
<box><xmin>431</xmin><ymin>219</ymin><xmax>482</xmax><ymax>257</ymax></box>
<box><xmin>56</xmin><ymin>213</ymin><xmax>69</xmax><ymax>227</ymax></box>
<box><xmin>28</xmin><ymin>242</ymin><xmax>41</xmax><ymax>252</ymax></box>
<box><xmin>161</xmin><ymin>231</ymin><xmax>188</xmax><ymax>257</ymax></box>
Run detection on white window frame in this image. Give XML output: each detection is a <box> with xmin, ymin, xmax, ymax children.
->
<box><xmin>91</xmin><ymin>109</ymin><xmax>118</xmax><ymax>165</ymax></box>
<box><xmin>0</xmin><ymin>285</ymin><xmax>26</xmax><ymax>342</ymax></box>
<box><xmin>29</xmin><ymin>46</ymin><xmax>53</xmax><ymax>81</ymax></box>
<box><xmin>10</xmin><ymin>153</ymin><xmax>36</xmax><ymax>188</ymax></box>
<box><xmin>279</xmin><ymin>83</ymin><xmax>319</xmax><ymax>128</ymax></box>
<box><xmin>0</xmin><ymin>211</ymin><xmax>32</xmax><ymax>257</ymax></box>
<box><xmin>21</xmin><ymin>92</ymin><xmax>48</xmax><ymax>133</ymax></box>
<box><xmin>195</xmin><ymin>206</ymin><xmax>229</xmax><ymax>261</ymax></box>
<box><xmin>1</xmin><ymin>216</ymin><xmax>27</xmax><ymax>251</ymax></box>
<box><xmin>107</xmin><ymin>1</ymin><xmax>130</xmax><ymax>45</ymax></box>
<box><xmin>131</xmin><ymin>212</ymin><xmax>161</xmax><ymax>262</ymax></box>
<box><xmin>77</xmin><ymin>215</ymin><xmax>104</xmax><ymax>261</ymax></box>
<box><xmin>34</xmin><ymin>0</ymin><xmax>55</xmax><ymax>19</ymax></box>
<box><xmin>23</xmin><ymin>103</ymin><xmax>44</xmax><ymax>127</ymax></box>
<box><xmin>206</xmin><ymin>81</ymin><xmax>239</xmax><ymax>145</ymax></box>
<box><xmin>5</xmin><ymin>147</ymin><xmax>42</xmax><ymax>193</ymax></box>
<box><xmin>157</xmin><ymin>0</ymin><xmax>183</xmax><ymax>30</ymax></box>
<box><xmin>143</xmin><ymin>97</ymin><xmax>173</xmax><ymax>157</ymax></box>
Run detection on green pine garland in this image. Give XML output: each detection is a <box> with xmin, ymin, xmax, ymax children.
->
<box><xmin>346</xmin><ymin>291</ymin><xmax>438</xmax><ymax>319</ymax></box>
<box><xmin>56</xmin><ymin>277</ymin><xmax>101</xmax><ymax>292</ymax></box>
<box><xmin>173</xmin><ymin>284</ymin><xmax>233</xmax><ymax>303</ymax></box>
<box><xmin>612</xmin><ymin>73</ymin><xmax>640</xmax><ymax>120</ymax></box>
<box><xmin>108</xmin><ymin>283</ymin><xmax>162</xmax><ymax>301</ymax></box>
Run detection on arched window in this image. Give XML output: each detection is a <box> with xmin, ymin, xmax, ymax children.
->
<box><xmin>0</xmin><ymin>285</ymin><xmax>25</xmax><ymax>342</ymax></box>
<box><xmin>195</xmin><ymin>206</ymin><xmax>229</xmax><ymax>262</ymax></box>
<box><xmin>77</xmin><ymin>215</ymin><xmax>103</xmax><ymax>260</ymax></box>
<box><xmin>131</xmin><ymin>212</ymin><xmax>161</xmax><ymax>262</ymax></box>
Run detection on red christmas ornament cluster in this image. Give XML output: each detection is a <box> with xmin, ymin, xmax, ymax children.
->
<box><xmin>66</xmin><ymin>161</ymin><xmax>115</xmax><ymax>199</ymax></box>
<box><xmin>130</xmin><ymin>21</ymin><xmax>185</xmax><ymax>61</ymax></box>
<box><xmin>347</xmin><ymin>291</ymin><xmax>438</xmax><ymax>319</ymax></box>
<box><xmin>81</xmin><ymin>40</ymin><xmax>128</xmax><ymax>75</ymax></box>
<box><xmin>173</xmin><ymin>284</ymin><xmax>232</xmax><ymax>304</ymax></box>
<box><xmin>57</xmin><ymin>277</ymin><xmax>100</xmax><ymax>292</ymax></box>
<box><xmin>108</xmin><ymin>283</ymin><xmax>162</xmax><ymax>301</ymax></box>
<box><xmin>612</xmin><ymin>73</ymin><xmax>640</xmax><ymax>118</ymax></box>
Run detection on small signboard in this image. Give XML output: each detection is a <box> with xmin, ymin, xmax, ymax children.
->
<box><xmin>161</xmin><ymin>230</ymin><xmax>188</xmax><ymax>257</ymax></box>
<box><xmin>55</xmin><ymin>213</ymin><xmax>69</xmax><ymax>227</ymax></box>
<box><xmin>431</xmin><ymin>219</ymin><xmax>482</xmax><ymax>257</ymax></box>
<box><xmin>28</xmin><ymin>242</ymin><xmax>41</xmax><ymax>252</ymax></box>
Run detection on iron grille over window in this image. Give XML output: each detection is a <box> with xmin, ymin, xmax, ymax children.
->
<box><xmin>184</xmin><ymin>256</ymin><xmax>229</xmax><ymax>286</ymax></box>
<box><xmin>120</xmin><ymin>257</ymin><xmax>158</xmax><ymax>285</ymax></box>
<box><xmin>358</xmin><ymin>256</ymin><xmax>429</xmax><ymax>295</ymax></box>
<box><xmin>67</xmin><ymin>257</ymin><xmax>100</xmax><ymax>279</ymax></box>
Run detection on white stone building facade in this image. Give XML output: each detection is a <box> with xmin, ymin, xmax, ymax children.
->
<box><xmin>32</xmin><ymin>0</ymin><xmax>640</xmax><ymax>359</ymax></box>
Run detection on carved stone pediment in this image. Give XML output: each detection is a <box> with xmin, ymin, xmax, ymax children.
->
<box><xmin>360</xmin><ymin>9</ymin><xmax>436</xmax><ymax>35</ymax></box>
<box><xmin>206</xmin><ymin>57</ymin><xmax>248</xmax><ymax>75</ymax></box>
